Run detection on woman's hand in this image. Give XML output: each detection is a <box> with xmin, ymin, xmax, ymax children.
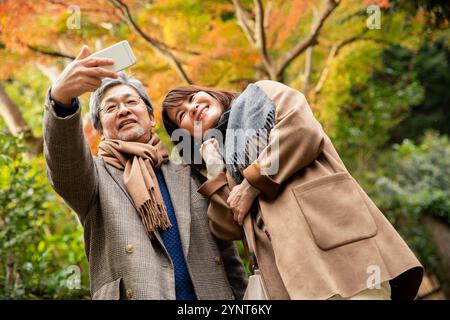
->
<box><xmin>51</xmin><ymin>45</ymin><xmax>118</xmax><ymax>106</ymax></box>
<box><xmin>227</xmin><ymin>179</ymin><xmax>260</xmax><ymax>226</ymax></box>
<box><xmin>200</xmin><ymin>138</ymin><xmax>225</xmax><ymax>179</ymax></box>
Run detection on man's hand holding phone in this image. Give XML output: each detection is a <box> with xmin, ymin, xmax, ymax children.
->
<box><xmin>50</xmin><ymin>45</ymin><xmax>118</xmax><ymax>106</ymax></box>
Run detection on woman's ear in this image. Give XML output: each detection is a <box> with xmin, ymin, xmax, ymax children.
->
<box><xmin>149</xmin><ymin>113</ymin><xmax>156</xmax><ymax>127</ymax></box>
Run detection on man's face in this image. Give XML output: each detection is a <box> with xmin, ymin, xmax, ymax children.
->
<box><xmin>99</xmin><ymin>85</ymin><xmax>155</xmax><ymax>143</ymax></box>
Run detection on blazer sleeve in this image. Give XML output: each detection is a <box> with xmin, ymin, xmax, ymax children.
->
<box><xmin>43</xmin><ymin>92</ymin><xmax>98</xmax><ymax>226</ymax></box>
<box><xmin>197</xmin><ymin>172</ymin><xmax>243</xmax><ymax>241</ymax></box>
<box><xmin>214</xmin><ymin>235</ymin><xmax>248</xmax><ymax>300</ymax></box>
<box><xmin>242</xmin><ymin>80</ymin><xmax>325</xmax><ymax>199</ymax></box>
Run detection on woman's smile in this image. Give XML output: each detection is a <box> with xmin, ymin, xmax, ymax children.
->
<box><xmin>197</xmin><ymin>106</ymin><xmax>209</xmax><ymax>121</ymax></box>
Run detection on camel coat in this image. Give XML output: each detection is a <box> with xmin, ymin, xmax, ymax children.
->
<box><xmin>198</xmin><ymin>80</ymin><xmax>423</xmax><ymax>300</ymax></box>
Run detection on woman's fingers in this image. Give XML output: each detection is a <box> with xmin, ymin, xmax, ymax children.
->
<box><xmin>234</xmin><ymin>210</ymin><xmax>239</xmax><ymax>223</ymax></box>
<box><xmin>202</xmin><ymin>139</ymin><xmax>223</xmax><ymax>165</ymax></box>
<box><xmin>238</xmin><ymin>213</ymin><xmax>244</xmax><ymax>226</ymax></box>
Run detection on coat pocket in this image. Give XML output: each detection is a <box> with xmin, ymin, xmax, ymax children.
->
<box><xmin>292</xmin><ymin>172</ymin><xmax>377</xmax><ymax>250</ymax></box>
<box><xmin>92</xmin><ymin>278</ymin><xmax>123</xmax><ymax>300</ymax></box>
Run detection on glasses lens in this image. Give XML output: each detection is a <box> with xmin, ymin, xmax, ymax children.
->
<box><xmin>102</xmin><ymin>96</ymin><xmax>141</xmax><ymax>114</ymax></box>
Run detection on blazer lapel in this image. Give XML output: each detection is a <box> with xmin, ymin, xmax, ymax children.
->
<box><xmin>102</xmin><ymin>158</ymin><xmax>136</xmax><ymax>209</ymax></box>
<box><xmin>102</xmin><ymin>158</ymin><xmax>166</xmax><ymax>246</ymax></box>
<box><xmin>161</xmin><ymin>162</ymin><xmax>191</xmax><ymax>258</ymax></box>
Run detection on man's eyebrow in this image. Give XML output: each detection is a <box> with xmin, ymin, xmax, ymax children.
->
<box><xmin>103</xmin><ymin>93</ymin><xmax>133</xmax><ymax>104</ymax></box>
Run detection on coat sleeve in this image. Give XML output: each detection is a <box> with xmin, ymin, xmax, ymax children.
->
<box><xmin>197</xmin><ymin>172</ymin><xmax>243</xmax><ymax>241</ymax></box>
<box><xmin>43</xmin><ymin>92</ymin><xmax>98</xmax><ymax>226</ymax></box>
<box><xmin>242</xmin><ymin>80</ymin><xmax>325</xmax><ymax>199</ymax></box>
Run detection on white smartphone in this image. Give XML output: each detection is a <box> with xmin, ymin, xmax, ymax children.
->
<box><xmin>90</xmin><ymin>40</ymin><xmax>136</xmax><ymax>72</ymax></box>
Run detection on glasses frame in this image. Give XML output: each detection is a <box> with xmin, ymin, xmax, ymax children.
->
<box><xmin>99</xmin><ymin>95</ymin><xmax>144</xmax><ymax>115</ymax></box>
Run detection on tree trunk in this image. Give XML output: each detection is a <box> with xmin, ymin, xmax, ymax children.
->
<box><xmin>0</xmin><ymin>83</ymin><xmax>43</xmax><ymax>156</ymax></box>
<box><xmin>422</xmin><ymin>215</ymin><xmax>450</xmax><ymax>298</ymax></box>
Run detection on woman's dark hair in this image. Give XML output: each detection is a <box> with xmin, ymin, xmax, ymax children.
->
<box><xmin>161</xmin><ymin>85</ymin><xmax>239</xmax><ymax>169</ymax></box>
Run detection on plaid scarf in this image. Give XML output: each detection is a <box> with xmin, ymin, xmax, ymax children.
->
<box><xmin>216</xmin><ymin>83</ymin><xmax>276</xmax><ymax>183</ymax></box>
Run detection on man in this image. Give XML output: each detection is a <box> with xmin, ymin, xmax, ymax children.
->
<box><xmin>43</xmin><ymin>45</ymin><xmax>247</xmax><ymax>300</ymax></box>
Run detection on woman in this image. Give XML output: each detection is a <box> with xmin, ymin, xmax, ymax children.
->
<box><xmin>161</xmin><ymin>80</ymin><xmax>423</xmax><ymax>300</ymax></box>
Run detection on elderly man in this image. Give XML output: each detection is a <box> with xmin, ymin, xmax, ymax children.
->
<box><xmin>44</xmin><ymin>45</ymin><xmax>247</xmax><ymax>300</ymax></box>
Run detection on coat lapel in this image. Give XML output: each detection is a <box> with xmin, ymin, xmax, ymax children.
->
<box><xmin>161</xmin><ymin>162</ymin><xmax>192</xmax><ymax>258</ymax></box>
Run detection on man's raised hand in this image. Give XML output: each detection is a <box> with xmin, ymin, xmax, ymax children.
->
<box><xmin>50</xmin><ymin>45</ymin><xmax>118</xmax><ymax>106</ymax></box>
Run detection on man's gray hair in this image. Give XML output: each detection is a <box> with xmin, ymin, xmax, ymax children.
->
<box><xmin>89</xmin><ymin>72</ymin><xmax>153</xmax><ymax>132</ymax></box>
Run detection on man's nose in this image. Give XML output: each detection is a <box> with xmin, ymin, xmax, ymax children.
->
<box><xmin>117</xmin><ymin>103</ymin><xmax>131</xmax><ymax>116</ymax></box>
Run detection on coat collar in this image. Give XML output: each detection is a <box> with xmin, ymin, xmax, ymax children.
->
<box><xmin>102</xmin><ymin>158</ymin><xmax>192</xmax><ymax>257</ymax></box>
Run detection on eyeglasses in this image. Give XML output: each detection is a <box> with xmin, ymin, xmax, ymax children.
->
<box><xmin>99</xmin><ymin>95</ymin><xmax>143</xmax><ymax>115</ymax></box>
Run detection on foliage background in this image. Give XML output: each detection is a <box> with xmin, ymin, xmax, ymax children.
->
<box><xmin>0</xmin><ymin>0</ymin><xmax>449</xmax><ymax>299</ymax></box>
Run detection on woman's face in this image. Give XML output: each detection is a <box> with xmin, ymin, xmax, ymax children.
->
<box><xmin>167</xmin><ymin>91</ymin><xmax>225</xmax><ymax>138</ymax></box>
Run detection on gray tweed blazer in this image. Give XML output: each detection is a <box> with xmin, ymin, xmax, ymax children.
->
<box><xmin>43</xmin><ymin>97</ymin><xmax>247</xmax><ymax>300</ymax></box>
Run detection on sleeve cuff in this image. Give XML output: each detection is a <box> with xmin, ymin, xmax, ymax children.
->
<box><xmin>242</xmin><ymin>162</ymin><xmax>280</xmax><ymax>199</ymax></box>
<box><xmin>197</xmin><ymin>172</ymin><xmax>228</xmax><ymax>198</ymax></box>
<box><xmin>47</xmin><ymin>88</ymin><xmax>80</xmax><ymax>118</ymax></box>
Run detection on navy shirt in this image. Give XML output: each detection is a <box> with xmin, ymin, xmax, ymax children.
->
<box><xmin>156</xmin><ymin>170</ymin><xmax>197</xmax><ymax>300</ymax></box>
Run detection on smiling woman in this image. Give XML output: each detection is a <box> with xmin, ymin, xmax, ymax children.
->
<box><xmin>162</xmin><ymin>86</ymin><xmax>239</xmax><ymax>139</ymax></box>
<box><xmin>166</xmin><ymin>91</ymin><xmax>225</xmax><ymax>138</ymax></box>
<box><xmin>160</xmin><ymin>80</ymin><xmax>424</xmax><ymax>300</ymax></box>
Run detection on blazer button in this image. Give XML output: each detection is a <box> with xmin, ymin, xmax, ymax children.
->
<box><xmin>126</xmin><ymin>244</ymin><xmax>134</xmax><ymax>253</ymax></box>
<box><xmin>214</xmin><ymin>256</ymin><xmax>222</xmax><ymax>265</ymax></box>
<box><xmin>126</xmin><ymin>288</ymin><xmax>133</xmax><ymax>299</ymax></box>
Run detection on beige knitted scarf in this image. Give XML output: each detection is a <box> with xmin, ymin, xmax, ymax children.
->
<box><xmin>98</xmin><ymin>134</ymin><xmax>171</xmax><ymax>236</ymax></box>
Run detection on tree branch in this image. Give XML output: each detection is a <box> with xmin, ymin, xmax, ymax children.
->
<box><xmin>110</xmin><ymin>0</ymin><xmax>194</xmax><ymax>84</ymax></box>
<box><xmin>276</xmin><ymin>0</ymin><xmax>339</xmax><ymax>80</ymax></box>
<box><xmin>27</xmin><ymin>45</ymin><xmax>75</xmax><ymax>59</ymax></box>
<box><xmin>302</xmin><ymin>7</ymin><xmax>319</xmax><ymax>93</ymax></box>
<box><xmin>263</xmin><ymin>0</ymin><xmax>272</xmax><ymax>31</ymax></box>
<box><xmin>254</xmin><ymin>0</ymin><xmax>272</xmax><ymax>72</ymax></box>
<box><xmin>314</xmin><ymin>30</ymin><xmax>379</xmax><ymax>95</ymax></box>
<box><xmin>231</xmin><ymin>0</ymin><xmax>256</xmax><ymax>44</ymax></box>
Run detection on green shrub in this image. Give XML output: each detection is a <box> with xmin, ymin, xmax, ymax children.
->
<box><xmin>0</xmin><ymin>134</ymin><xmax>90</xmax><ymax>299</ymax></box>
<box><xmin>371</xmin><ymin>131</ymin><xmax>450</xmax><ymax>277</ymax></box>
